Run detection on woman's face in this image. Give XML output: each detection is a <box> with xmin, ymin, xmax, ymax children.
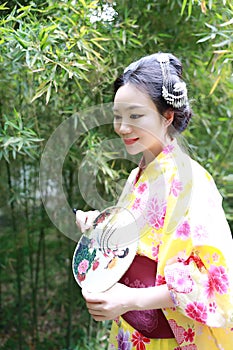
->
<box><xmin>113</xmin><ymin>83</ymin><xmax>170</xmax><ymax>164</ymax></box>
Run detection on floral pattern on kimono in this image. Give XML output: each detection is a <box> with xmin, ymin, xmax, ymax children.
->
<box><xmin>108</xmin><ymin>139</ymin><xmax>233</xmax><ymax>350</ymax></box>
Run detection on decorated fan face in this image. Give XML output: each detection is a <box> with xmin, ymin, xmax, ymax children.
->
<box><xmin>72</xmin><ymin>206</ymin><xmax>139</xmax><ymax>292</ymax></box>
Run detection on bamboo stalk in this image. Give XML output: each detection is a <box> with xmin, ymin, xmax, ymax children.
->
<box><xmin>5</xmin><ymin>161</ymin><xmax>23</xmax><ymax>350</ymax></box>
<box><xmin>41</xmin><ymin>205</ymin><xmax>48</xmax><ymax>297</ymax></box>
<box><xmin>65</xmin><ymin>166</ymin><xmax>74</xmax><ymax>348</ymax></box>
<box><xmin>22</xmin><ymin>159</ymin><xmax>39</xmax><ymax>346</ymax></box>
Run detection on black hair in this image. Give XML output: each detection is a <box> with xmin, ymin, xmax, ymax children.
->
<box><xmin>114</xmin><ymin>53</ymin><xmax>192</xmax><ymax>134</ymax></box>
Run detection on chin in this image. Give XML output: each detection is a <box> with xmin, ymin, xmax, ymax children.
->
<box><xmin>125</xmin><ymin>147</ymin><xmax>143</xmax><ymax>155</ymax></box>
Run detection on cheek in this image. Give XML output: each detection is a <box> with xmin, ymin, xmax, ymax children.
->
<box><xmin>135</xmin><ymin>121</ymin><xmax>157</xmax><ymax>137</ymax></box>
<box><xmin>144</xmin><ymin>118</ymin><xmax>164</xmax><ymax>135</ymax></box>
<box><xmin>113</xmin><ymin>121</ymin><xmax>120</xmax><ymax>134</ymax></box>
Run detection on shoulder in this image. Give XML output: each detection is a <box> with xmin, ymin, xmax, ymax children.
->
<box><xmin>190</xmin><ymin>159</ymin><xmax>222</xmax><ymax>199</ymax></box>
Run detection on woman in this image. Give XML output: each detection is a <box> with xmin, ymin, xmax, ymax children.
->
<box><xmin>76</xmin><ymin>53</ymin><xmax>233</xmax><ymax>349</ymax></box>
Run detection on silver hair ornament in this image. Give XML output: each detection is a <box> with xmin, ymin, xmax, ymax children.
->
<box><xmin>158</xmin><ymin>53</ymin><xmax>188</xmax><ymax>108</ymax></box>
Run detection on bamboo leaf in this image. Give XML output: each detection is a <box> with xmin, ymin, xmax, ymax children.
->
<box><xmin>17</xmin><ymin>5</ymin><xmax>31</xmax><ymax>13</ymax></box>
<box><xmin>46</xmin><ymin>82</ymin><xmax>52</xmax><ymax>105</ymax></box>
<box><xmin>201</xmin><ymin>0</ymin><xmax>207</xmax><ymax>14</ymax></box>
<box><xmin>220</xmin><ymin>18</ymin><xmax>233</xmax><ymax>27</ymax></box>
<box><xmin>197</xmin><ymin>35</ymin><xmax>213</xmax><ymax>43</ymax></box>
<box><xmin>12</xmin><ymin>148</ymin><xmax>16</xmax><ymax>159</ymax></box>
<box><xmin>188</xmin><ymin>0</ymin><xmax>192</xmax><ymax>18</ymax></box>
<box><xmin>3</xmin><ymin>137</ymin><xmax>22</xmax><ymax>148</ymax></box>
<box><xmin>122</xmin><ymin>30</ymin><xmax>126</xmax><ymax>45</ymax></box>
<box><xmin>181</xmin><ymin>0</ymin><xmax>188</xmax><ymax>16</ymax></box>
<box><xmin>209</xmin><ymin>75</ymin><xmax>221</xmax><ymax>95</ymax></box>
<box><xmin>40</xmin><ymin>32</ymin><xmax>49</xmax><ymax>50</ymax></box>
<box><xmin>5</xmin><ymin>121</ymin><xmax>20</xmax><ymax>130</ymax></box>
<box><xmin>17</xmin><ymin>141</ymin><xmax>24</xmax><ymax>152</ymax></box>
<box><xmin>79</xmin><ymin>0</ymin><xmax>87</xmax><ymax>7</ymax></box>
<box><xmin>90</xmin><ymin>39</ymin><xmax>106</xmax><ymax>51</ymax></box>
<box><xmin>212</xmin><ymin>39</ymin><xmax>230</xmax><ymax>48</ymax></box>
<box><xmin>31</xmin><ymin>84</ymin><xmax>50</xmax><ymax>103</ymax></box>
<box><xmin>0</xmin><ymin>2</ymin><xmax>9</xmax><ymax>11</ymax></box>
<box><xmin>14</xmin><ymin>35</ymin><xmax>29</xmax><ymax>49</ymax></box>
<box><xmin>205</xmin><ymin>22</ymin><xmax>217</xmax><ymax>31</ymax></box>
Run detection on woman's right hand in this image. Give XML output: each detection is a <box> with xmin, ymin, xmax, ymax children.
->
<box><xmin>75</xmin><ymin>210</ymin><xmax>100</xmax><ymax>233</ymax></box>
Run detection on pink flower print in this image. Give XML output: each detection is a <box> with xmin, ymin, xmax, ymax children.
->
<box><xmin>137</xmin><ymin>182</ymin><xmax>148</xmax><ymax>194</ymax></box>
<box><xmin>209</xmin><ymin>301</ymin><xmax>217</xmax><ymax>313</ymax></box>
<box><xmin>152</xmin><ymin>244</ymin><xmax>159</xmax><ymax>260</ymax></box>
<box><xmin>193</xmin><ymin>225</ymin><xmax>208</xmax><ymax>243</ymax></box>
<box><xmin>130</xmin><ymin>279</ymin><xmax>146</xmax><ymax>288</ymax></box>
<box><xmin>132</xmin><ymin>198</ymin><xmax>141</xmax><ymax>210</ymax></box>
<box><xmin>163</xmin><ymin>144</ymin><xmax>174</xmax><ymax>154</ymax></box>
<box><xmin>184</xmin><ymin>327</ymin><xmax>195</xmax><ymax>342</ymax></box>
<box><xmin>146</xmin><ymin>198</ymin><xmax>166</xmax><ymax>230</ymax></box>
<box><xmin>170</xmin><ymin>178</ymin><xmax>183</xmax><ymax>197</ymax></box>
<box><xmin>175</xmin><ymin>220</ymin><xmax>191</xmax><ymax>240</ymax></box>
<box><xmin>209</xmin><ymin>265</ymin><xmax>229</xmax><ymax>294</ymax></box>
<box><xmin>185</xmin><ymin>302</ymin><xmax>208</xmax><ymax>324</ymax></box>
<box><xmin>212</xmin><ymin>252</ymin><xmax>219</xmax><ymax>262</ymax></box>
<box><xmin>204</xmin><ymin>276</ymin><xmax>215</xmax><ymax>298</ymax></box>
<box><xmin>156</xmin><ymin>274</ymin><xmax>166</xmax><ymax>286</ymax></box>
<box><xmin>122</xmin><ymin>277</ymin><xmax>130</xmax><ymax>286</ymax></box>
<box><xmin>78</xmin><ymin>259</ymin><xmax>89</xmax><ymax>274</ymax></box>
<box><xmin>169</xmin><ymin>319</ymin><xmax>185</xmax><ymax>344</ymax></box>
<box><xmin>166</xmin><ymin>265</ymin><xmax>194</xmax><ymax>293</ymax></box>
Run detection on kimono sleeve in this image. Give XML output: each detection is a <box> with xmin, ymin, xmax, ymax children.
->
<box><xmin>163</xmin><ymin>165</ymin><xmax>233</xmax><ymax>328</ymax></box>
<box><xmin>164</xmin><ymin>245</ymin><xmax>233</xmax><ymax>327</ymax></box>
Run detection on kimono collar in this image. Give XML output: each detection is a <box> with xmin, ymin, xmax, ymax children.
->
<box><xmin>134</xmin><ymin>140</ymin><xmax>177</xmax><ymax>185</ymax></box>
<box><xmin>139</xmin><ymin>139</ymin><xmax>177</xmax><ymax>170</ymax></box>
<box><xmin>138</xmin><ymin>156</ymin><xmax>147</xmax><ymax>171</ymax></box>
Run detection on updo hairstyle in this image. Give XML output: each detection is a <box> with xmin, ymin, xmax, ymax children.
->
<box><xmin>114</xmin><ymin>53</ymin><xmax>192</xmax><ymax>134</ymax></box>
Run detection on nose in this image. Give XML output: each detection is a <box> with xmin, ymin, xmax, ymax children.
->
<box><xmin>118</xmin><ymin>121</ymin><xmax>132</xmax><ymax>134</ymax></box>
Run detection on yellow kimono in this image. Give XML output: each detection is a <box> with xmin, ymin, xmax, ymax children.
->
<box><xmin>108</xmin><ymin>140</ymin><xmax>233</xmax><ymax>350</ymax></box>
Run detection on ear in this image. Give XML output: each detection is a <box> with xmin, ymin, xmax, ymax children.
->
<box><xmin>163</xmin><ymin>109</ymin><xmax>174</xmax><ymax>126</ymax></box>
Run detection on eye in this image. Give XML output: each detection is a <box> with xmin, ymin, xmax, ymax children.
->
<box><xmin>113</xmin><ymin>114</ymin><xmax>122</xmax><ymax>121</ymax></box>
<box><xmin>130</xmin><ymin>114</ymin><xmax>144</xmax><ymax>119</ymax></box>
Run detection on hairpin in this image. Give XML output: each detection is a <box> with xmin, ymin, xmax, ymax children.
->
<box><xmin>157</xmin><ymin>53</ymin><xmax>188</xmax><ymax>108</ymax></box>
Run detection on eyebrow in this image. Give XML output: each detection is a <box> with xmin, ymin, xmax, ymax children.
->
<box><xmin>112</xmin><ymin>104</ymin><xmax>145</xmax><ymax>112</ymax></box>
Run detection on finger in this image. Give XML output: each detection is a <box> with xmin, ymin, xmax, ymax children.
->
<box><xmin>75</xmin><ymin>210</ymin><xmax>88</xmax><ymax>233</ymax></box>
<box><xmin>87</xmin><ymin>307</ymin><xmax>103</xmax><ymax>315</ymax></box>
<box><xmin>91</xmin><ymin>313</ymin><xmax>114</xmax><ymax>322</ymax></box>
<box><xmin>92</xmin><ymin>315</ymin><xmax>106</xmax><ymax>322</ymax></box>
<box><xmin>82</xmin><ymin>288</ymin><xmax>99</xmax><ymax>300</ymax></box>
<box><xmin>86</xmin><ymin>302</ymin><xmax>103</xmax><ymax>310</ymax></box>
<box><xmin>87</xmin><ymin>308</ymin><xmax>108</xmax><ymax>321</ymax></box>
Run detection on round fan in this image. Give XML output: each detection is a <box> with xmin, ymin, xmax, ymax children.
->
<box><xmin>72</xmin><ymin>206</ymin><xmax>139</xmax><ymax>292</ymax></box>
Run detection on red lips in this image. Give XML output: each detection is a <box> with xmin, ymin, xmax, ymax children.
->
<box><xmin>123</xmin><ymin>137</ymin><xmax>139</xmax><ymax>145</ymax></box>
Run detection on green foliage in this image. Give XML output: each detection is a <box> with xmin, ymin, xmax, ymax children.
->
<box><xmin>0</xmin><ymin>110</ymin><xmax>43</xmax><ymax>161</ymax></box>
<box><xmin>0</xmin><ymin>1</ymin><xmax>232</xmax><ymax>349</ymax></box>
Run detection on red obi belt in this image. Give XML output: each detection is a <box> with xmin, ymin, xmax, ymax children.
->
<box><xmin>119</xmin><ymin>255</ymin><xmax>175</xmax><ymax>339</ymax></box>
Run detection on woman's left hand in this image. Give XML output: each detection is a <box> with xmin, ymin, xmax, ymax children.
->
<box><xmin>82</xmin><ymin>283</ymin><xmax>133</xmax><ymax>321</ymax></box>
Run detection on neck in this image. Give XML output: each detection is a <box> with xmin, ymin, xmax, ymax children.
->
<box><xmin>143</xmin><ymin>146</ymin><xmax>163</xmax><ymax>166</ymax></box>
<box><xmin>143</xmin><ymin>136</ymin><xmax>173</xmax><ymax>166</ymax></box>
